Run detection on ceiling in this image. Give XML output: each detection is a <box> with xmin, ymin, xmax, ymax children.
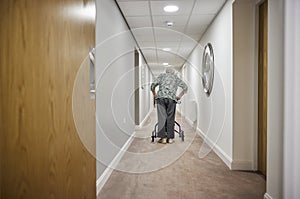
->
<box><xmin>116</xmin><ymin>0</ymin><xmax>226</xmax><ymax>76</ymax></box>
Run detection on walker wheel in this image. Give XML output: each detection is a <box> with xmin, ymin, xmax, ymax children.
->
<box><xmin>181</xmin><ymin>131</ymin><xmax>184</xmax><ymax>141</ymax></box>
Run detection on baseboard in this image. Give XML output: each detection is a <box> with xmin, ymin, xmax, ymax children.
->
<box><xmin>96</xmin><ymin>131</ymin><xmax>136</xmax><ymax>196</ymax></box>
<box><xmin>264</xmin><ymin>193</ymin><xmax>273</xmax><ymax>199</ymax></box>
<box><xmin>196</xmin><ymin>128</ymin><xmax>255</xmax><ymax>171</ymax></box>
<box><xmin>231</xmin><ymin>160</ymin><xmax>254</xmax><ymax>170</ymax></box>
<box><xmin>196</xmin><ymin>127</ymin><xmax>232</xmax><ymax>169</ymax></box>
<box><xmin>138</xmin><ymin>108</ymin><xmax>153</xmax><ymax>128</ymax></box>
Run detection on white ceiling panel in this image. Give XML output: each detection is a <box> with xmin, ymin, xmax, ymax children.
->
<box><xmin>157</xmin><ymin>52</ymin><xmax>184</xmax><ymax>64</ymax></box>
<box><xmin>145</xmin><ymin>56</ymin><xmax>157</xmax><ymax>63</ymax></box>
<box><xmin>143</xmin><ymin>48</ymin><xmax>156</xmax><ymax>54</ymax></box>
<box><xmin>143</xmin><ymin>51</ymin><xmax>157</xmax><ymax>62</ymax></box>
<box><xmin>155</xmin><ymin>42</ymin><xmax>180</xmax><ymax>55</ymax></box>
<box><xmin>118</xmin><ymin>1</ymin><xmax>150</xmax><ymax>16</ymax></box>
<box><xmin>131</xmin><ymin>27</ymin><xmax>153</xmax><ymax>36</ymax></box>
<box><xmin>193</xmin><ymin>0</ymin><xmax>226</xmax><ymax>15</ymax></box>
<box><xmin>157</xmin><ymin>50</ymin><xmax>177</xmax><ymax>57</ymax></box>
<box><xmin>154</xmin><ymin>27</ymin><xmax>183</xmax><ymax>35</ymax></box>
<box><xmin>135</xmin><ymin>34</ymin><xmax>155</xmax><ymax>42</ymax></box>
<box><xmin>150</xmin><ymin>0</ymin><xmax>194</xmax><ymax>16</ymax></box>
<box><xmin>155</xmin><ymin>30</ymin><xmax>182</xmax><ymax>42</ymax></box>
<box><xmin>116</xmin><ymin>0</ymin><xmax>226</xmax><ymax>72</ymax></box>
<box><xmin>155</xmin><ymin>41</ymin><xmax>180</xmax><ymax>48</ymax></box>
<box><xmin>151</xmin><ymin>66</ymin><xmax>181</xmax><ymax>73</ymax></box>
<box><xmin>155</xmin><ymin>34</ymin><xmax>182</xmax><ymax>42</ymax></box>
<box><xmin>126</xmin><ymin>16</ymin><xmax>152</xmax><ymax>28</ymax></box>
<box><xmin>148</xmin><ymin>63</ymin><xmax>166</xmax><ymax>68</ymax></box>
<box><xmin>152</xmin><ymin>15</ymin><xmax>189</xmax><ymax>31</ymax></box>
<box><xmin>140</xmin><ymin>48</ymin><xmax>157</xmax><ymax>55</ymax></box>
<box><xmin>153</xmin><ymin>26</ymin><xmax>186</xmax><ymax>35</ymax></box>
<box><xmin>171</xmin><ymin>25</ymin><xmax>187</xmax><ymax>33</ymax></box>
<box><xmin>138</xmin><ymin>42</ymin><xmax>156</xmax><ymax>50</ymax></box>
<box><xmin>156</xmin><ymin>47</ymin><xmax>179</xmax><ymax>55</ymax></box>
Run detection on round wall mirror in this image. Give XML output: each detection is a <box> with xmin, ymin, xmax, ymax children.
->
<box><xmin>201</xmin><ymin>43</ymin><xmax>215</xmax><ymax>97</ymax></box>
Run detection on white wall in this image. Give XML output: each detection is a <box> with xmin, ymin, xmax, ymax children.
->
<box><xmin>182</xmin><ymin>0</ymin><xmax>264</xmax><ymax>171</ymax></box>
<box><xmin>95</xmin><ymin>0</ymin><xmax>136</xmax><ymax>179</ymax></box>
<box><xmin>284</xmin><ymin>1</ymin><xmax>300</xmax><ymax>198</ymax></box>
<box><xmin>266</xmin><ymin>0</ymin><xmax>284</xmax><ymax>198</ymax></box>
<box><xmin>181</xmin><ymin>0</ymin><xmax>299</xmax><ymax>198</ymax></box>
<box><xmin>284</xmin><ymin>1</ymin><xmax>300</xmax><ymax>199</ymax></box>
<box><xmin>181</xmin><ymin>0</ymin><xmax>233</xmax><ymax>167</ymax></box>
<box><xmin>95</xmin><ymin>0</ymin><xmax>153</xmax><ymax>180</ymax></box>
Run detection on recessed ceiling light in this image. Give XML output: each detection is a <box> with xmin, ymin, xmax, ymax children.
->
<box><xmin>163</xmin><ymin>5</ymin><xmax>179</xmax><ymax>13</ymax></box>
<box><xmin>163</xmin><ymin>63</ymin><xmax>169</xmax><ymax>66</ymax></box>
<box><xmin>163</xmin><ymin>48</ymin><xmax>171</xmax><ymax>51</ymax></box>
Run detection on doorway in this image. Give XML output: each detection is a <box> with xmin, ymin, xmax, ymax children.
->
<box><xmin>257</xmin><ymin>0</ymin><xmax>268</xmax><ymax>176</ymax></box>
<box><xmin>134</xmin><ymin>49</ymin><xmax>140</xmax><ymax>125</ymax></box>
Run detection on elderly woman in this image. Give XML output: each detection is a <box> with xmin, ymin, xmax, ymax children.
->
<box><xmin>150</xmin><ymin>68</ymin><xmax>188</xmax><ymax>144</ymax></box>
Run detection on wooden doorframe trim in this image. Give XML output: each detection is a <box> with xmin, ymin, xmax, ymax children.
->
<box><xmin>252</xmin><ymin>0</ymin><xmax>268</xmax><ymax>171</ymax></box>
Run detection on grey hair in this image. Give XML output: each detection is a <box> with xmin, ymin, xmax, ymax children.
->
<box><xmin>165</xmin><ymin>68</ymin><xmax>175</xmax><ymax>74</ymax></box>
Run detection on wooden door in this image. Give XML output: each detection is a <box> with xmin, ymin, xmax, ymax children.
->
<box><xmin>258</xmin><ymin>0</ymin><xmax>268</xmax><ymax>176</ymax></box>
<box><xmin>0</xmin><ymin>0</ymin><xmax>96</xmax><ymax>198</ymax></box>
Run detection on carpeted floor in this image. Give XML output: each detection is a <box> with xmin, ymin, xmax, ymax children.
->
<box><xmin>98</xmin><ymin>110</ymin><xmax>265</xmax><ymax>199</ymax></box>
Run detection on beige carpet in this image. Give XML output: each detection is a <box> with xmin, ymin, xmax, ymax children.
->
<box><xmin>98</xmin><ymin>111</ymin><xmax>265</xmax><ymax>199</ymax></box>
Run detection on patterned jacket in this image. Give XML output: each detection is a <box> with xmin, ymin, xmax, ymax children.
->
<box><xmin>151</xmin><ymin>71</ymin><xmax>188</xmax><ymax>101</ymax></box>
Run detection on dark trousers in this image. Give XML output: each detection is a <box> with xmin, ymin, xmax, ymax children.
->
<box><xmin>156</xmin><ymin>98</ymin><xmax>176</xmax><ymax>139</ymax></box>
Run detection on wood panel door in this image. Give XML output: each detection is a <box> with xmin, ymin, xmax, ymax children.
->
<box><xmin>0</xmin><ymin>0</ymin><xmax>96</xmax><ymax>198</ymax></box>
<box><xmin>258</xmin><ymin>0</ymin><xmax>268</xmax><ymax>176</ymax></box>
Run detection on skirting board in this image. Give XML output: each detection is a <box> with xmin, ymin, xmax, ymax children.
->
<box><xmin>189</xmin><ymin>115</ymin><xmax>253</xmax><ymax>171</ymax></box>
<box><xmin>96</xmin><ymin>131</ymin><xmax>136</xmax><ymax>196</ymax></box>
<box><xmin>231</xmin><ymin>160</ymin><xmax>254</xmax><ymax>170</ymax></box>
<box><xmin>264</xmin><ymin>193</ymin><xmax>273</xmax><ymax>199</ymax></box>
<box><xmin>138</xmin><ymin>107</ymin><xmax>153</xmax><ymax>128</ymax></box>
<box><xmin>196</xmin><ymin>126</ymin><xmax>232</xmax><ymax>169</ymax></box>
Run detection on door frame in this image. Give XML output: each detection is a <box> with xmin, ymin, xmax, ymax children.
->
<box><xmin>254</xmin><ymin>0</ymin><xmax>268</xmax><ymax>175</ymax></box>
<box><xmin>134</xmin><ymin>49</ymin><xmax>140</xmax><ymax>125</ymax></box>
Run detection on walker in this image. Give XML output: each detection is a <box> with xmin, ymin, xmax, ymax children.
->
<box><xmin>151</xmin><ymin>100</ymin><xmax>184</xmax><ymax>142</ymax></box>
<box><xmin>151</xmin><ymin>121</ymin><xmax>184</xmax><ymax>142</ymax></box>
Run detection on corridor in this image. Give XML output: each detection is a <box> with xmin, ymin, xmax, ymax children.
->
<box><xmin>1</xmin><ymin>0</ymin><xmax>299</xmax><ymax>199</ymax></box>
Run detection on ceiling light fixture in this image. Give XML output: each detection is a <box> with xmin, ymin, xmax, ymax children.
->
<box><xmin>163</xmin><ymin>5</ymin><xmax>179</xmax><ymax>13</ymax></box>
<box><xmin>166</xmin><ymin>21</ymin><xmax>174</xmax><ymax>27</ymax></box>
<box><xmin>163</xmin><ymin>63</ymin><xmax>169</xmax><ymax>66</ymax></box>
